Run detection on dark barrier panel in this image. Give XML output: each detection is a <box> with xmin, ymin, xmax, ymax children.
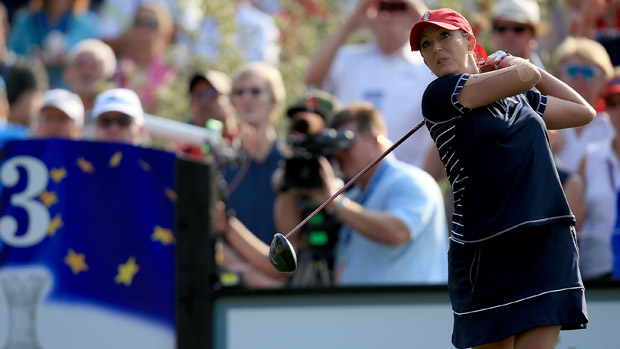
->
<box><xmin>176</xmin><ymin>156</ymin><xmax>217</xmax><ymax>349</ymax></box>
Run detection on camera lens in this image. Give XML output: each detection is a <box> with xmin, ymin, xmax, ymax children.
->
<box><xmin>290</xmin><ymin>118</ymin><xmax>310</xmax><ymax>134</ymax></box>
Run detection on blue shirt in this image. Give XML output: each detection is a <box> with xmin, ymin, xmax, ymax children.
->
<box><xmin>0</xmin><ymin>123</ymin><xmax>29</xmax><ymax>149</ymax></box>
<box><xmin>336</xmin><ymin>156</ymin><xmax>449</xmax><ymax>285</ymax></box>
<box><xmin>221</xmin><ymin>142</ymin><xmax>285</xmax><ymax>245</ymax></box>
<box><xmin>422</xmin><ymin>74</ymin><xmax>574</xmax><ymax>244</ymax></box>
<box><xmin>7</xmin><ymin>10</ymin><xmax>98</xmax><ymax>87</ymax></box>
<box><xmin>612</xmin><ymin>190</ymin><xmax>620</xmax><ymax>280</ymax></box>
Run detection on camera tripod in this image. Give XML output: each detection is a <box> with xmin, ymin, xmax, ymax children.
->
<box><xmin>289</xmin><ymin>248</ymin><xmax>333</xmax><ymax>287</ymax></box>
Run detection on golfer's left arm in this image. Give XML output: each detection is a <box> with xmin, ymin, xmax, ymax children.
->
<box><xmin>535</xmin><ymin>68</ymin><xmax>596</xmax><ymax>129</ymax></box>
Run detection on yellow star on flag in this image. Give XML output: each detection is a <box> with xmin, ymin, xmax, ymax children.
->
<box><xmin>39</xmin><ymin>190</ymin><xmax>58</xmax><ymax>207</ymax></box>
<box><xmin>109</xmin><ymin>152</ymin><xmax>123</xmax><ymax>167</ymax></box>
<box><xmin>138</xmin><ymin>159</ymin><xmax>151</xmax><ymax>172</ymax></box>
<box><xmin>48</xmin><ymin>215</ymin><xmax>63</xmax><ymax>236</ymax></box>
<box><xmin>50</xmin><ymin>167</ymin><xmax>67</xmax><ymax>183</ymax></box>
<box><xmin>77</xmin><ymin>158</ymin><xmax>94</xmax><ymax>173</ymax></box>
<box><xmin>115</xmin><ymin>257</ymin><xmax>139</xmax><ymax>286</ymax></box>
<box><xmin>152</xmin><ymin>225</ymin><xmax>175</xmax><ymax>245</ymax></box>
<box><xmin>64</xmin><ymin>248</ymin><xmax>88</xmax><ymax>275</ymax></box>
<box><xmin>165</xmin><ymin>188</ymin><xmax>177</xmax><ymax>202</ymax></box>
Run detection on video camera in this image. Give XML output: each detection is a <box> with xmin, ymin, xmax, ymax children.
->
<box><xmin>283</xmin><ymin>127</ymin><xmax>354</xmax><ymax>189</ymax></box>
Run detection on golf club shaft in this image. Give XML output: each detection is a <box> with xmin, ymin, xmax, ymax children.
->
<box><xmin>285</xmin><ymin>120</ymin><xmax>426</xmax><ymax>239</ymax></box>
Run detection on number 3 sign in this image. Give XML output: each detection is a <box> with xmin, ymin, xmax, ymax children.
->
<box><xmin>0</xmin><ymin>156</ymin><xmax>50</xmax><ymax>247</ymax></box>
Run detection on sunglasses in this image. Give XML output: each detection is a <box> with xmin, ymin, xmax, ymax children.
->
<box><xmin>134</xmin><ymin>17</ymin><xmax>159</xmax><ymax>30</ymax></box>
<box><xmin>191</xmin><ymin>88</ymin><xmax>221</xmax><ymax>100</ymax></box>
<box><xmin>562</xmin><ymin>64</ymin><xmax>601</xmax><ymax>82</ymax></box>
<box><xmin>493</xmin><ymin>24</ymin><xmax>528</xmax><ymax>34</ymax></box>
<box><xmin>97</xmin><ymin>116</ymin><xmax>133</xmax><ymax>128</ymax></box>
<box><xmin>232</xmin><ymin>87</ymin><xmax>266</xmax><ymax>97</ymax></box>
<box><xmin>378</xmin><ymin>1</ymin><xmax>407</xmax><ymax>12</ymax></box>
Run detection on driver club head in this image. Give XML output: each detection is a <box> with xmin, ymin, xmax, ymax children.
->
<box><xmin>269</xmin><ymin>233</ymin><xmax>297</xmax><ymax>273</ymax></box>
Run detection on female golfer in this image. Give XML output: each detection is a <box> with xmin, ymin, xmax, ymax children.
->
<box><xmin>409</xmin><ymin>9</ymin><xmax>591</xmax><ymax>349</ymax></box>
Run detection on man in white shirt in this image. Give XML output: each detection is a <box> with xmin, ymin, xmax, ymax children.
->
<box><xmin>306</xmin><ymin>0</ymin><xmax>435</xmax><ymax>170</ymax></box>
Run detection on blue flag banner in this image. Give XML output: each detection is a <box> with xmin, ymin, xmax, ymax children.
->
<box><xmin>0</xmin><ymin>139</ymin><xmax>176</xmax><ymax>348</ymax></box>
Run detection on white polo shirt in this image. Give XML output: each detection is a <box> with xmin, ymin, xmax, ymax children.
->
<box><xmin>322</xmin><ymin>43</ymin><xmax>436</xmax><ymax>169</ymax></box>
<box><xmin>579</xmin><ymin>138</ymin><xmax>619</xmax><ymax>279</ymax></box>
<box><xmin>554</xmin><ymin>112</ymin><xmax>615</xmax><ymax>172</ymax></box>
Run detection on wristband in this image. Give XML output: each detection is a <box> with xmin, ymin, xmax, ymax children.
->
<box><xmin>485</xmin><ymin>50</ymin><xmax>511</xmax><ymax>68</ymax></box>
<box><xmin>331</xmin><ymin>197</ymin><xmax>350</xmax><ymax>216</ymax></box>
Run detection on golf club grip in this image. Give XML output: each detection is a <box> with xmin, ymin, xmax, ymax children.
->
<box><xmin>285</xmin><ymin>119</ymin><xmax>427</xmax><ymax>239</ymax></box>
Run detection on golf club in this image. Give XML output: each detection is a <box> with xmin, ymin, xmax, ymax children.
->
<box><xmin>269</xmin><ymin>120</ymin><xmax>427</xmax><ymax>273</ymax></box>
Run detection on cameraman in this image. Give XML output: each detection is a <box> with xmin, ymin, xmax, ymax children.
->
<box><xmin>274</xmin><ymin>89</ymin><xmax>343</xmax><ymax>286</ymax></box>
<box><xmin>279</xmin><ymin>102</ymin><xmax>448</xmax><ymax>286</ymax></box>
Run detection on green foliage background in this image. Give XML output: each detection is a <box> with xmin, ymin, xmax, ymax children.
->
<box><xmin>152</xmin><ymin>0</ymin><xmax>500</xmax><ymax>132</ymax></box>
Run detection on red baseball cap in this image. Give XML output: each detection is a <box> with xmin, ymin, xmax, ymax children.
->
<box><xmin>410</xmin><ymin>8</ymin><xmax>487</xmax><ymax>64</ymax></box>
<box><xmin>603</xmin><ymin>77</ymin><xmax>620</xmax><ymax>100</ymax></box>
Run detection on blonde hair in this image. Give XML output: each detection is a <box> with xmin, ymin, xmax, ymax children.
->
<box><xmin>555</xmin><ymin>36</ymin><xmax>614</xmax><ymax>79</ymax></box>
<box><xmin>231</xmin><ymin>62</ymin><xmax>286</xmax><ymax>122</ymax></box>
<box><xmin>68</xmin><ymin>39</ymin><xmax>117</xmax><ymax>79</ymax></box>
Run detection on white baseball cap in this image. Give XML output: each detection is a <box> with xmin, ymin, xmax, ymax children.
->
<box><xmin>41</xmin><ymin>89</ymin><xmax>85</xmax><ymax>126</ymax></box>
<box><xmin>92</xmin><ymin>88</ymin><xmax>144</xmax><ymax>123</ymax></box>
<box><xmin>491</xmin><ymin>0</ymin><xmax>549</xmax><ymax>36</ymax></box>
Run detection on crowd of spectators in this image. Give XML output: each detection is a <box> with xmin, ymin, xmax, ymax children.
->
<box><xmin>1</xmin><ymin>0</ymin><xmax>620</xmax><ymax>288</ymax></box>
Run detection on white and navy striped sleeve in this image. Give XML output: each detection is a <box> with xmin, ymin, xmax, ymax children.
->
<box><xmin>523</xmin><ymin>89</ymin><xmax>548</xmax><ymax>117</ymax></box>
<box><xmin>422</xmin><ymin>73</ymin><xmax>471</xmax><ymax>124</ymax></box>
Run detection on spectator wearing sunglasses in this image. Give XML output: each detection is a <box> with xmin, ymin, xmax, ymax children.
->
<box><xmin>552</xmin><ymin>36</ymin><xmax>615</xmax><ymax>174</ymax></box>
<box><xmin>188</xmin><ymin>70</ymin><xmax>238</xmax><ymax>142</ymax></box>
<box><xmin>92</xmin><ymin>88</ymin><xmax>145</xmax><ymax>145</ymax></box>
<box><xmin>219</xmin><ymin>62</ymin><xmax>286</xmax><ymax>246</ymax></box>
<box><xmin>116</xmin><ymin>2</ymin><xmax>176</xmax><ymax>114</ymax></box>
<box><xmin>576</xmin><ymin>68</ymin><xmax>620</xmax><ymax>281</ymax></box>
<box><xmin>96</xmin><ymin>0</ymin><xmax>179</xmax><ymax>55</ymax></box>
<box><xmin>31</xmin><ymin>88</ymin><xmax>83</xmax><ymax>140</ymax></box>
<box><xmin>178</xmin><ymin>69</ymin><xmax>239</xmax><ymax>159</ymax></box>
<box><xmin>490</xmin><ymin>0</ymin><xmax>548</xmax><ymax>69</ymax></box>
